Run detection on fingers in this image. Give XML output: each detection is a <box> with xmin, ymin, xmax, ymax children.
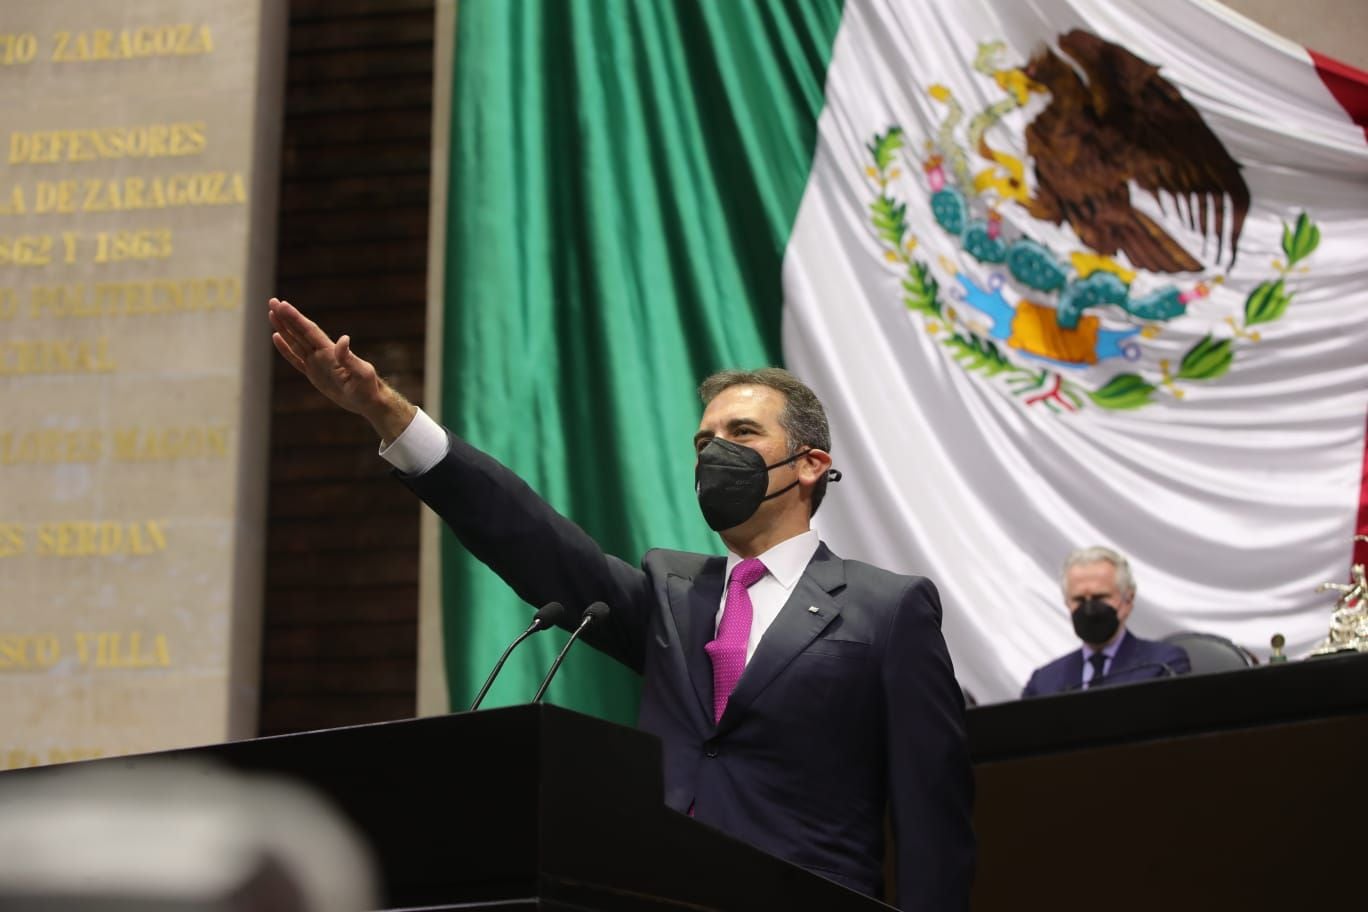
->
<box><xmin>267</xmin><ymin>308</ymin><xmax>310</xmax><ymax>367</ymax></box>
<box><xmin>271</xmin><ymin>332</ymin><xmax>307</xmax><ymax>373</ymax></box>
<box><xmin>336</xmin><ymin>335</ymin><xmax>377</xmax><ymax>382</ymax></box>
<box><xmin>270</xmin><ymin>297</ymin><xmax>334</xmax><ymax>354</ymax></box>
<box><xmin>336</xmin><ymin>334</ymin><xmax>358</xmax><ymax>369</ymax></box>
<box><xmin>268</xmin><ymin>297</ymin><xmax>375</xmax><ymax>390</ymax></box>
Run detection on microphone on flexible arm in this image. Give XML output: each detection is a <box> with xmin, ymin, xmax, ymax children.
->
<box><xmin>1062</xmin><ymin>661</ymin><xmax>1178</xmax><ymax>693</ymax></box>
<box><xmin>468</xmin><ymin>601</ymin><xmax>566</xmax><ymax>711</ymax></box>
<box><xmin>532</xmin><ymin>601</ymin><xmax>610</xmax><ymax>704</ymax></box>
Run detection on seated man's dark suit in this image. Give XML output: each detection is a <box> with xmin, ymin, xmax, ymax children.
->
<box><xmin>401</xmin><ymin>432</ymin><xmax>975</xmax><ymax>911</ymax></box>
<box><xmin>1021</xmin><ymin>629</ymin><xmax>1191</xmax><ymax>698</ymax></box>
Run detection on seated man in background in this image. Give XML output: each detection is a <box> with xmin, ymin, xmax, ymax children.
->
<box><xmin>1022</xmin><ymin>546</ymin><xmax>1190</xmax><ymax>697</ymax></box>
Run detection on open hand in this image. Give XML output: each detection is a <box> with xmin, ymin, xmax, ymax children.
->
<box><xmin>268</xmin><ymin>297</ymin><xmax>415</xmax><ymax>440</ymax></box>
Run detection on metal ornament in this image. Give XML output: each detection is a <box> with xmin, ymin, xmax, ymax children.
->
<box><xmin>1310</xmin><ymin>536</ymin><xmax>1368</xmax><ymax>656</ymax></box>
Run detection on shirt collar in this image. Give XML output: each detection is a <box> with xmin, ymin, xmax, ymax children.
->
<box><xmin>725</xmin><ymin>529</ymin><xmax>820</xmax><ymax>589</ymax></box>
<box><xmin>1083</xmin><ymin>627</ymin><xmax>1128</xmax><ymax>661</ymax></box>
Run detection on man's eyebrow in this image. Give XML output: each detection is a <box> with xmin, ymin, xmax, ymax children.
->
<box><xmin>692</xmin><ymin>417</ymin><xmax>763</xmax><ymax>447</ymax></box>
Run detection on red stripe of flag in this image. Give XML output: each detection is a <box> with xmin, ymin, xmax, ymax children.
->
<box><xmin>1310</xmin><ymin>49</ymin><xmax>1368</xmax><ymax>142</ymax></box>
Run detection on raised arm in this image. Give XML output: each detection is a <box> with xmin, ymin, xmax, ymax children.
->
<box><xmin>268</xmin><ymin>296</ymin><xmax>415</xmax><ymax>443</ymax></box>
<box><xmin>268</xmin><ymin>296</ymin><xmax>654</xmax><ymax>672</ymax></box>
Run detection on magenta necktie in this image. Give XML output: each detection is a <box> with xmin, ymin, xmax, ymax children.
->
<box><xmin>705</xmin><ymin>557</ymin><xmax>767</xmax><ymax>723</ymax></box>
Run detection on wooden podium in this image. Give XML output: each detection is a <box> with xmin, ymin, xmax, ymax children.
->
<box><xmin>1</xmin><ymin>704</ymin><xmax>892</xmax><ymax>911</ymax></box>
<box><xmin>967</xmin><ymin>651</ymin><xmax>1368</xmax><ymax>909</ymax></box>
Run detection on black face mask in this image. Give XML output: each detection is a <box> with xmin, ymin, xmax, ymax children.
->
<box><xmin>1071</xmin><ymin>596</ymin><xmax>1120</xmax><ymax>646</ymax></box>
<box><xmin>694</xmin><ymin>438</ymin><xmax>807</xmax><ymax>532</ymax></box>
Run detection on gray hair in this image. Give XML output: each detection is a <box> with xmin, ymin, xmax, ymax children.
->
<box><xmin>698</xmin><ymin>367</ymin><xmax>832</xmax><ymax>514</ymax></box>
<box><xmin>1060</xmin><ymin>546</ymin><xmax>1136</xmax><ymax>598</ymax></box>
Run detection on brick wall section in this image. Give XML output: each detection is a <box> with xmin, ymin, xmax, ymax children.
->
<box><xmin>259</xmin><ymin>0</ymin><xmax>435</xmax><ymax>735</ymax></box>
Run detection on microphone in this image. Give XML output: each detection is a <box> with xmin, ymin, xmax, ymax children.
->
<box><xmin>1063</xmin><ymin>661</ymin><xmax>1177</xmax><ymax>693</ymax></box>
<box><xmin>531</xmin><ymin>601</ymin><xmax>610</xmax><ymax>704</ymax></box>
<box><xmin>468</xmin><ymin>601</ymin><xmax>565</xmax><ymax>711</ymax></box>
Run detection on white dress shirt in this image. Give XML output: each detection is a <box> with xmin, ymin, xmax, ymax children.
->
<box><xmin>718</xmin><ymin>530</ymin><xmax>821</xmax><ymax>664</ymax></box>
<box><xmin>382</xmin><ymin>407</ymin><xmax>822</xmax><ymax>667</ymax></box>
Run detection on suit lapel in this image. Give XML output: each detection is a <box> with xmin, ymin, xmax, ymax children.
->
<box><xmin>667</xmin><ymin>559</ymin><xmax>725</xmax><ymax>723</ymax></box>
<box><xmin>1063</xmin><ymin>651</ymin><xmax>1085</xmax><ymax>691</ymax></box>
<box><xmin>716</xmin><ymin>544</ymin><xmax>845</xmax><ymax>734</ymax></box>
<box><xmin>1110</xmin><ymin>629</ymin><xmax>1137</xmax><ymax>677</ymax></box>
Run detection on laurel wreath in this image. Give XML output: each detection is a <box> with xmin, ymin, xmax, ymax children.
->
<box><xmin>866</xmin><ymin>126</ymin><xmax>1321</xmax><ymax>412</ymax></box>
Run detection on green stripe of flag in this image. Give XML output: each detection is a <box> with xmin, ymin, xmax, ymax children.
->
<box><xmin>442</xmin><ymin>0</ymin><xmax>845</xmax><ymax>722</ymax></box>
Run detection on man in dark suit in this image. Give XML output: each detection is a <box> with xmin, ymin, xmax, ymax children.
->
<box><xmin>1022</xmin><ymin>546</ymin><xmax>1190</xmax><ymax>698</ymax></box>
<box><xmin>268</xmin><ymin>297</ymin><xmax>975</xmax><ymax>911</ymax></box>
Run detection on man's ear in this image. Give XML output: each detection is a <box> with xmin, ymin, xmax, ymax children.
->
<box><xmin>798</xmin><ymin>448</ymin><xmax>833</xmax><ymax>485</ymax></box>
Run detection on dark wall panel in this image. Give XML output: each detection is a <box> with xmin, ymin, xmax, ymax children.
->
<box><xmin>260</xmin><ymin>0</ymin><xmax>435</xmax><ymax>736</ymax></box>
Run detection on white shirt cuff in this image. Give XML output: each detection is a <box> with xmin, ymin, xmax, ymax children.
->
<box><xmin>378</xmin><ymin>407</ymin><xmax>449</xmax><ymax>476</ymax></box>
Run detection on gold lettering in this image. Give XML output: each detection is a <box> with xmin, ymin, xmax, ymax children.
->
<box><xmin>82</xmin><ymin>178</ymin><xmax>107</xmax><ymax>211</ymax></box>
<box><xmin>67</xmin><ymin>130</ymin><xmax>94</xmax><ymax>162</ymax></box>
<box><xmin>30</xmin><ymin>278</ymin><xmax>239</xmax><ymax>318</ymax></box>
<box><xmin>92</xmin><ymin>228</ymin><xmax>172</xmax><ymax>263</ymax></box>
<box><xmin>0</xmin><ymin>427</ymin><xmax>215</xmax><ymax>464</ymax></box>
<box><xmin>0</xmin><ymin>634</ymin><xmax>60</xmax><ymax>669</ymax></box>
<box><xmin>0</xmin><ymin>32</ymin><xmax>39</xmax><ymax>66</ymax></box>
<box><xmin>122</xmin><ymin>177</ymin><xmax>145</xmax><ymax>209</ymax></box>
<box><xmin>0</xmin><ymin>523</ymin><xmax>23</xmax><ymax>556</ymax></box>
<box><xmin>71</xmin><ymin>632</ymin><xmax>172</xmax><ymax>669</ymax></box>
<box><xmin>34</xmin><ymin>180</ymin><xmax>77</xmax><ymax>214</ymax></box>
<box><xmin>28</xmin><ymin>283</ymin><xmax>87</xmax><ymax>318</ymax></box>
<box><xmin>3</xmin><ymin>749</ymin><xmax>39</xmax><ymax>770</ymax></box>
<box><xmin>70</xmin><ymin>31</ymin><xmax>90</xmax><ymax>62</ymax></box>
<box><xmin>0</xmin><ymin>184</ymin><xmax>24</xmax><ymax>214</ymax></box>
<box><xmin>0</xmin><ymin>338</ymin><xmax>115</xmax><ymax>375</ymax></box>
<box><xmin>91</xmin><ymin>29</ymin><xmax>112</xmax><ymax>60</ymax></box>
<box><xmin>27</xmin><ymin>173</ymin><xmax>245</xmax><ymax>213</ymax></box>
<box><xmin>8</xmin><ymin>123</ymin><xmax>208</xmax><ymax>165</ymax></box>
<box><xmin>113</xmin><ymin>426</ymin><xmax>229</xmax><ymax>461</ymax></box>
<box><xmin>0</xmin><ymin>630</ymin><xmax>173</xmax><ymax>677</ymax></box>
<box><xmin>0</xmin><ymin>430</ymin><xmax>103</xmax><ymax>465</ymax></box>
<box><xmin>0</xmin><ymin>747</ymin><xmax>105</xmax><ymax>770</ymax></box>
<box><xmin>178</xmin><ymin>121</ymin><xmax>206</xmax><ymax>155</ymax></box>
<box><xmin>0</xmin><ymin>234</ymin><xmax>53</xmax><ymax>266</ymax></box>
<box><xmin>34</xmin><ymin>520</ymin><xmax>167</xmax><ymax>557</ymax></box>
<box><xmin>52</xmin><ymin>25</ymin><xmax>213</xmax><ymax>62</ymax></box>
<box><xmin>46</xmin><ymin>747</ymin><xmax>103</xmax><ymax>764</ymax></box>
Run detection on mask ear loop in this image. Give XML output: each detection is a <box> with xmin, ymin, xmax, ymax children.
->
<box><xmin>758</xmin><ymin>448</ymin><xmax>815</xmax><ymax>504</ymax></box>
<box><xmin>761</xmin><ymin>462</ymin><xmax>841</xmax><ymax>503</ymax></box>
<box><xmin>767</xmin><ymin>449</ymin><xmax>844</xmax><ymax>482</ymax></box>
<box><xmin>764</xmin><ymin>451</ymin><xmax>842</xmax><ymax>488</ymax></box>
<box><xmin>762</xmin><ymin>448</ymin><xmax>812</xmax><ymax>472</ymax></box>
<box><xmin>759</xmin><ymin>478</ymin><xmax>802</xmax><ymax>503</ymax></box>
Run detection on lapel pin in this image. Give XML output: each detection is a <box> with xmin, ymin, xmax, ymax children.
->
<box><xmin>807</xmin><ymin>605</ymin><xmax>819</xmax><ymax>614</ymax></box>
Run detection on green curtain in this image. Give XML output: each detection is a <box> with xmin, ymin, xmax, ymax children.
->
<box><xmin>442</xmin><ymin>0</ymin><xmax>845</xmax><ymax>722</ymax></box>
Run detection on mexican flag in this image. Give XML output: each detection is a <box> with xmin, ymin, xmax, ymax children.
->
<box><xmin>434</xmin><ymin>0</ymin><xmax>1368</xmax><ymax>716</ymax></box>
